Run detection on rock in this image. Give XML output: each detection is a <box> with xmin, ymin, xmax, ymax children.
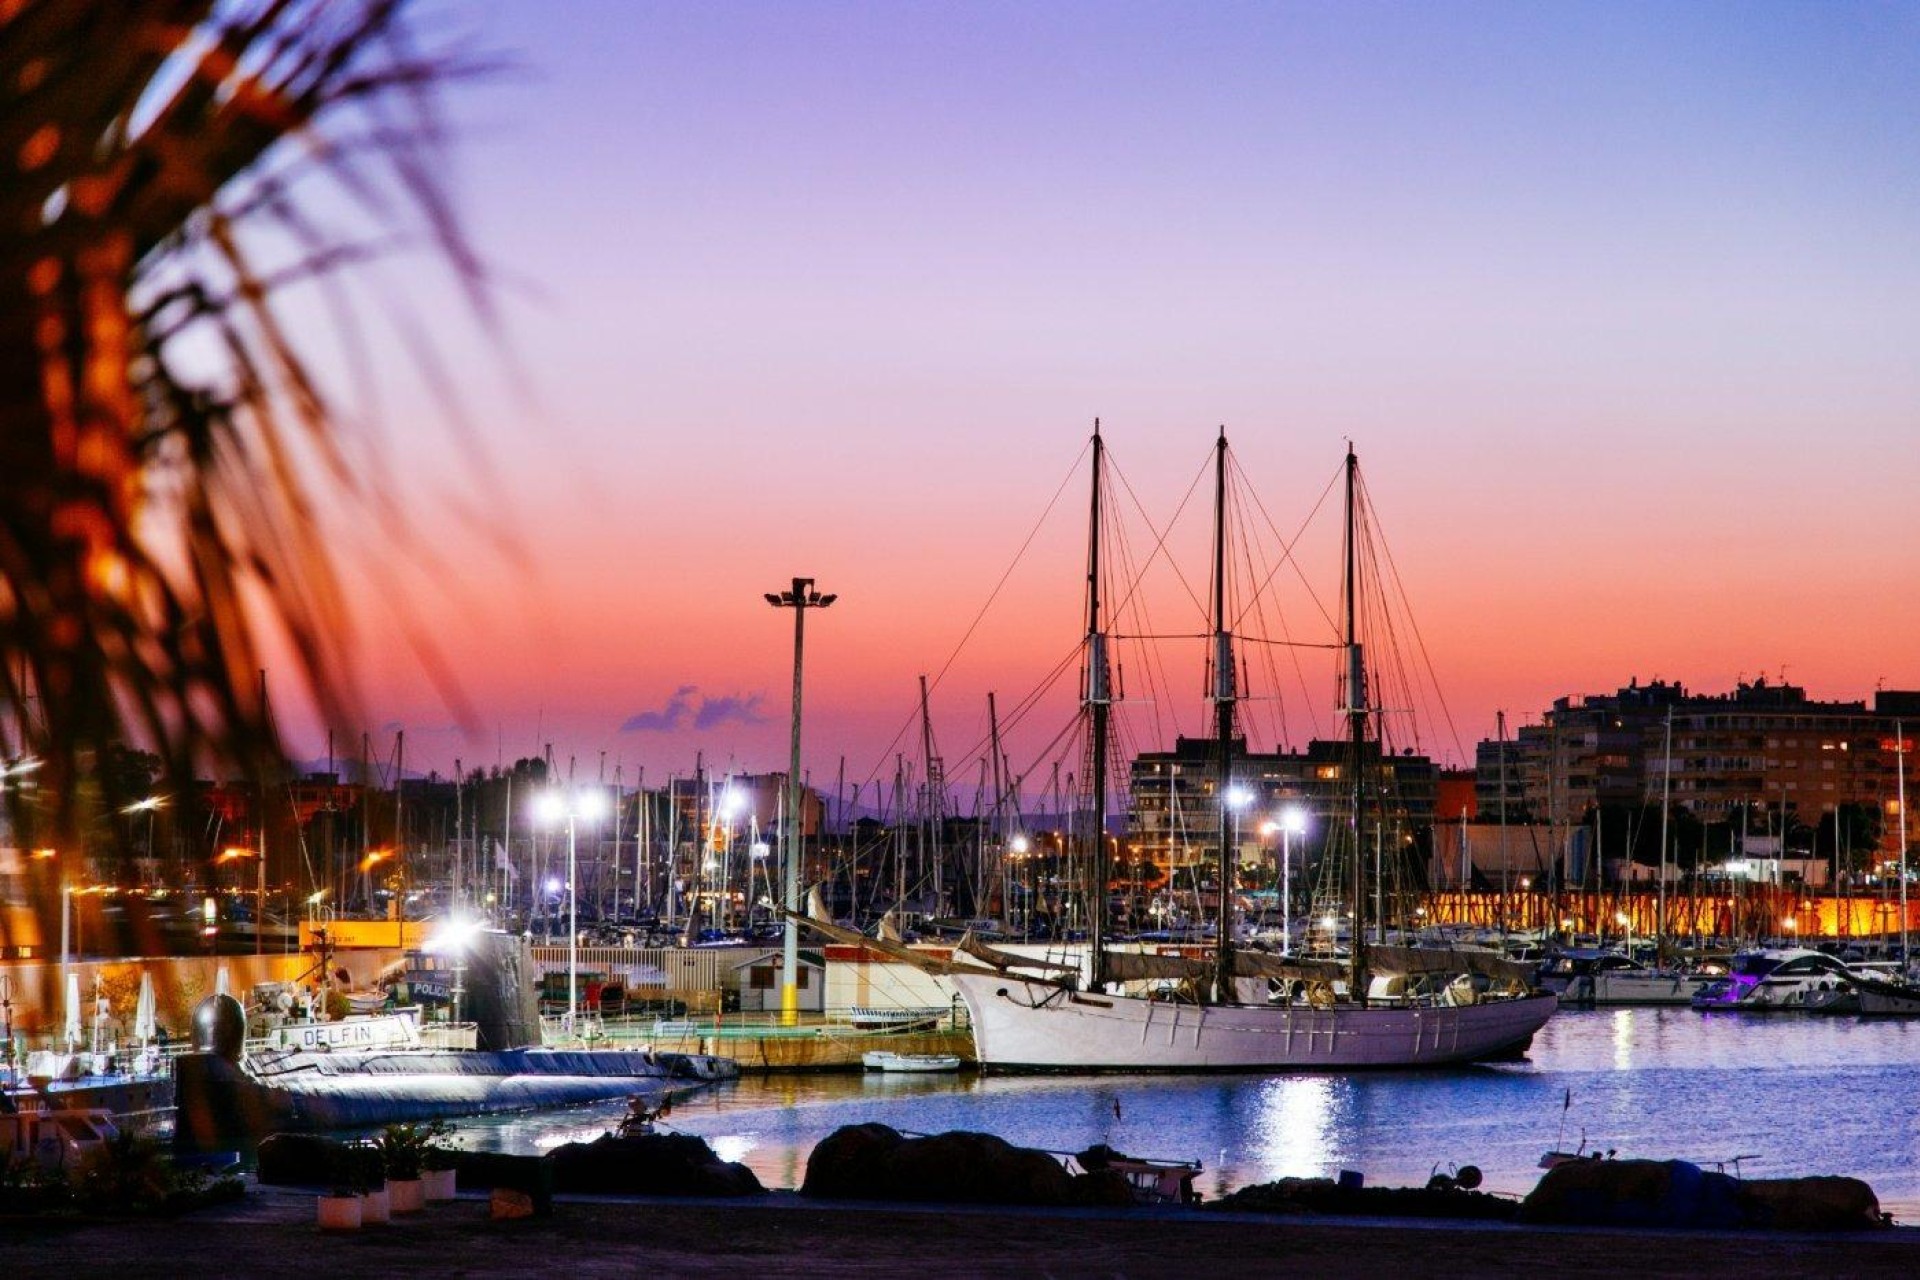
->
<box><xmin>801</xmin><ymin>1125</ymin><xmax>1091</xmax><ymax>1207</ymax></box>
<box><xmin>1520</xmin><ymin>1159</ymin><xmax>1742</xmax><ymax>1229</ymax></box>
<box><xmin>1736</xmin><ymin>1177</ymin><xmax>1886</xmax><ymax>1231</ymax></box>
<box><xmin>799</xmin><ymin>1123</ymin><xmax>907</xmax><ymax>1199</ymax></box>
<box><xmin>490</xmin><ymin>1188</ymin><xmax>535</xmax><ymax>1221</ymax></box>
<box><xmin>547</xmin><ymin>1133</ymin><xmax>763</xmax><ymax>1197</ymax></box>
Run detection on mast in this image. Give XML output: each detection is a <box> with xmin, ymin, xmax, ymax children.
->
<box><xmin>1898</xmin><ymin>720</ymin><xmax>1910</xmax><ymax>966</ymax></box>
<box><xmin>1342</xmin><ymin>445</ymin><xmax>1369</xmax><ymax>1003</ymax></box>
<box><xmin>1497</xmin><ymin>709</ymin><xmax>1509</xmax><ymax>937</ymax></box>
<box><xmin>918</xmin><ymin>676</ymin><xmax>942</xmax><ymax>917</ymax></box>
<box><xmin>988</xmin><ymin>692</ymin><xmax>1006</xmax><ymax>922</ymax></box>
<box><xmin>1209</xmin><ymin>428</ymin><xmax>1236</xmax><ymax>1004</ymax></box>
<box><xmin>1658</xmin><ymin>706</ymin><xmax>1673</xmax><ymax>955</ymax></box>
<box><xmin>396</xmin><ymin>729</ymin><xmax>406</xmax><ymax>940</ymax></box>
<box><xmin>1086</xmin><ymin>421</ymin><xmax>1112</xmax><ymax>991</ymax></box>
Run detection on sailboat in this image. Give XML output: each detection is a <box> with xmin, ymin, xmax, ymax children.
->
<box><xmin>949</xmin><ymin>430</ymin><xmax>1558</xmax><ymax>1070</ymax></box>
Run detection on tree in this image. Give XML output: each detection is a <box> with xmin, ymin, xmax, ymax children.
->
<box><xmin>0</xmin><ymin>1</ymin><xmax>482</xmax><ymax>857</ymax></box>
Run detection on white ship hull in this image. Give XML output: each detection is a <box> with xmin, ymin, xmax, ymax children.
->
<box><xmin>952</xmin><ymin>973</ymin><xmax>1557</xmax><ymax>1071</ymax></box>
<box><xmin>1552</xmin><ymin>971</ymin><xmax>1711</xmax><ymax>1007</ymax></box>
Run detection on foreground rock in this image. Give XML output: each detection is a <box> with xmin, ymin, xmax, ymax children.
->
<box><xmin>1210</xmin><ymin>1176</ymin><xmax>1517</xmax><ymax>1221</ymax></box>
<box><xmin>1520</xmin><ymin>1159</ymin><xmax>1887</xmax><ymax>1231</ymax></box>
<box><xmin>800</xmin><ymin>1123</ymin><xmax>1134</xmax><ymax>1207</ymax></box>
<box><xmin>257</xmin><ymin>1129</ymin><xmax>761</xmax><ymax>1199</ymax></box>
<box><xmin>548</xmin><ymin>1133</ymin><xmax>762</xmax><ymax>1197</ymax></box>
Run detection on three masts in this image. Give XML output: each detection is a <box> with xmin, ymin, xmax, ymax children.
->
<box><xmin>949</xmin><ymin>425</ymin><xmax>1557</xmax><ymax>1071</ymax></box>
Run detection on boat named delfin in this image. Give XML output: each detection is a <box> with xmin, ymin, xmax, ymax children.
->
<box><xmin>951</xmin><ymin>430</ymin><xmax>1555</xmax><ymax>1072</ymax></box>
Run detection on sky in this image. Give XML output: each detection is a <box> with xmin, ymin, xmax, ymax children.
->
<box><xmin>269</xmin><ymin>2</ymin><xmax>1920</xmax><ymax>794</ymax></box>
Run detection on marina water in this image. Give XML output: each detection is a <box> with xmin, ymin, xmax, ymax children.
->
<box><xmin>453</xmin><ymin>1009</ymin><xmax>1920</xmax><ymax>1217</ymax></box>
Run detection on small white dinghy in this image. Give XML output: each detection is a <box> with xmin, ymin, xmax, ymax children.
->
<box><xmin>861</xmin><ymin>1050</ymin><xmax>961</xmax><ymax>1073</ymax></box>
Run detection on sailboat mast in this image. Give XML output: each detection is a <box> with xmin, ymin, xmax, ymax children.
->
<box><xmin>1898</xmin><ymin>720</ymin><xmax>1910</xmax><ymax>966</ymax></box>
<box><xmin>1343</xmin><ymin>445</ymin><xmax>1369</xmax><ymax>1002</ymax></box>
<box><xmin>1658</xmin><ymin>706</ymin><xmax>1673</xmax><ymax>954</ymax></box>
<box><xmin>1086</xmin><ymin>421</ymin><xmax>1111</xmax><ymax>991</ymax></box>
<box><xmin>1210</xmin><ymin>428</ymin><xmax>1236</xmax><ymax>1004</ymax></box>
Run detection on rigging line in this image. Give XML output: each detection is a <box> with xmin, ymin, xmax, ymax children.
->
<box><xmin>1356</xmin><ymin>468</ymin><xmax>1470</xmax><ymax>768</ymax></box>
<box><xmin>942</xmin><ymin>644</ymin><xmax>1084</xmax><ymax>782</ymax></box>
<box><xmin>1221</xmin><ymin>460</ymin><xmax>1322</xmax><ymax>746</ymax></box>
<box><xmin>1106</xmin><ymin>447</ymin><xmax>1215</xmax><ymax>630</ymax></box>
<box><xmin>1110</xmin><ymin>631</ymin><xmax>1211</xmax><ymax>641</ymax></box>
<box><xmin>1231</xmin><ymin>636</ymin><xmax>1344</xmax><ymax>650</ymax></box>
<box><xmin>1230</xmin><ymin>457</ymin><xmax>1343</xmax><ymax>639</ymax></box>
<box><xmin>1110</xmin><ymin>445</ymin><xmax>1218</xmax><ymax>747</ymax></box>
<box><xmin>1102</xmin><ymin>490</ymin><xmax>1173</xmax><ymax>751</ymax></box>
<box><xmin>849</xmin><ymin>437</ymin><xmax>1092</xmax><ymax>800</ymax></box>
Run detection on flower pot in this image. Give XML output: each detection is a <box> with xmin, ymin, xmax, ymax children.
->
<box><xmin>388</xmin><ymin>1177</ymin><xmax>426</xmax><ymax>1214</ymax></box>
<box><xmin>422</xmin><ymin>1167</ymin><xmax>457</xmax><ymax>1202</ymax></box>
<box><xmin>360</xmin><ymin>1184</ymin><xmax>390</xmax><ymax>1225</ymax></box>
<box><xmin>317</xmin><ymin>1194</ymin><xmax>362</xmax><ymax>1231</ymax></box>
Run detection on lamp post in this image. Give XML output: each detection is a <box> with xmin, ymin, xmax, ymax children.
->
<box><xmin>1225</xmin><ymin>786</ymin><xmax>1252</xmax><ymax>943</ymax></box>
<box><xmin>1277</xmin><ymin>806</ymin><xmax>1307</xmax><ymax>954</ymax></box>
<box><xmin>124</xmin><ymin>796</ymin><xmax>164</xmax><ymax>887</ymax></box>
<box><xmin>766</xmin><ymin>577</ymin><xmax>835</xmax><ymax>1026</ymax></box>
<box><xmin>536</xmin><ymin>788</ymin><xmax>607</xmax><ymax>1034</ymax></box>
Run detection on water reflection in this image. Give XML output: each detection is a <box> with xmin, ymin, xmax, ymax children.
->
<box><xmin>1244</xmin><ymin>1076</ymin><xmax>1337</xmax><ymax>1183</ymax></box>
<box><xmin>446</xmin><ymin>1010</ymin><xmax>1920</xmax><ymax>1217</ymax></box>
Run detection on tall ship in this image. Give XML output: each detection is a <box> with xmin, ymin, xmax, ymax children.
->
<box><xmin>950</xmin><ymin>428</ymin><xmax>1557</xmax><ymax>1071</ymax></box>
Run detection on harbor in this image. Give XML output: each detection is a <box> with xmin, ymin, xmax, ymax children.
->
<box><xmin>7</xmin><ymin>1</ymin><xmax>1920</xmax><ymax>1273</ymax></box>
<box><xmin>443</xmin><ymin>1006</ymin><xmax>1920</xmax><ymax>1221</ymax></box>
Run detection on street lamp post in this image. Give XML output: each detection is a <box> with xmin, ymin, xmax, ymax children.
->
<box><xmin>1277</xmin><ymin>806</ymin><xmax>1307</xmax><ymax>954</ymax></box>
<box><xmin>536</xmin><ymin>788</ymin><xmax>607</xmax><ymax>1035</ymax></box>
<box><xmin>766</xmin><ymin>577</ymin><xmax>835</xmax><ymax>1026</ymax></box>
<box><xmin>1225</xmin><ymin>786</ymin><xmax>1252</xmax><ymax>943</ymax></box>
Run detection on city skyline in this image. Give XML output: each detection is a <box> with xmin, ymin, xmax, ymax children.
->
<box><xmin>271</xmin><ymin>4</ymin><xmax>1920</xmax><ymax>788</ymax></box>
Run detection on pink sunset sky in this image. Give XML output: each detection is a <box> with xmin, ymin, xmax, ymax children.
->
<box><xmin>268</xmin><ymin>3</ymin><xmax>1920</xmax><ymax>791</ymax></box>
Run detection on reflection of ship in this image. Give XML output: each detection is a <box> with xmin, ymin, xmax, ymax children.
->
<box><xmin>174</xmin><ymin>930</ymin><xmax>736</xmax><ymax>1149</ymax></box>
<box><xmin>953</xmin><ymin>432</ymin><xmax>1556</xmax><ymax>1071</ymax></box>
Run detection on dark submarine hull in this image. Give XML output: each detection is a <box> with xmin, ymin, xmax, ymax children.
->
<box><xmin>175</xmin><ymin>1046</ymin><xmax>734</xmax><ymax>1149</ymax></box>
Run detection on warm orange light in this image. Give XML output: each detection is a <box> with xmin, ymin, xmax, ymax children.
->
<box><xmin>360</xmin><ymin>848</ymin><xmax>391</xmax><ymax>871</ymax></box>
<box><xmin>31</xmin><ymin>847</ymin><xmax>55</xmax><ymax>859</ymax></box>
<box><xmin>218</xmin><ymin>846</ymin><xmax>254</xmax><ymax>862</ymax></box>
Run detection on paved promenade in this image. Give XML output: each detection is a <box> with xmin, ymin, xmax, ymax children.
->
<box><xmin>3</xmin><ymin>1184</ymin><xmax>1916</xmax><ymax>1278</ymax></box>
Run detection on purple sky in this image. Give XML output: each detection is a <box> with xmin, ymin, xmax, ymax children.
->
<box><xmin>277</xmin><ymin>2</ymin><xmax>1920</xmax><ymax>793</ymax></box>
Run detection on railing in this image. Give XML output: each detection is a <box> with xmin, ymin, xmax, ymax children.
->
<box><xmin>531</xmin><ymin>1001</ymin><xmax>971</xmax><ymax>1048</ymax></box>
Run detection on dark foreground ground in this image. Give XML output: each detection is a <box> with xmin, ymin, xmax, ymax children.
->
<box><xmin>3</xmin><ymin>1186</ymin><xmax>1916</xmax><ymax>1279</ymax></box>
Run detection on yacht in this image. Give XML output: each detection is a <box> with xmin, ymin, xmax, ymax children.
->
<box><xmin>1537</xmin><ymin>948</ymin><xmax>1713</xmax><ymax>1007</ymax></box>
<box><xmin>1690</xmin><ymin>948</ymin><xmax>1860</xmax><ymax>1012</ymax></box>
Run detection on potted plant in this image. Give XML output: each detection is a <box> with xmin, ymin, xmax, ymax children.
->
<box><xmin>377</xmin><ymin>1123</ymin><xmax>428</xmax><ymax>1213</ymax></box>
<box><xmin>420</xmin><ymin>1121</ymin><xmax>458</xmax><ymax>1202</ymax></box>
<box><xmin>352</xmin><ymin>1142</ymin><xmax>389</xmax><ymax>1225</ymax></box>
<box><xmin>317</xmin><ymin>1146</ymin><xmax>363</xmax><ymax>1231</ymax></box>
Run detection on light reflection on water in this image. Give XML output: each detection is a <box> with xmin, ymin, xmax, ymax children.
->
<box><xmin>449</xmin><ymin>1010</ymin><xmax>1920</xmax><ymax>1216</ymax></box>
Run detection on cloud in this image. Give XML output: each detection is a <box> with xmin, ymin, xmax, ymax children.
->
<box><xmin>693</xmin><ymin>692</ymin><xmax>767</xmax><ymax>730</ymax></box>
<box><xmin>622</xmin><ymin>685</ymin><xmax>697</xmax><ymax>732</ymax></box>
<box><xmin>622</xmin><ymin>686</ymin><xmax>768</xmax><ymax>733</ymax></box>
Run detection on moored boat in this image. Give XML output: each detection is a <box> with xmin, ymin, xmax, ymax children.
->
<box><xmin>951</xmin><ymin>431</ymin><xmax>1556</xmax><ymax>1072</ymax></box>
<box><xmin>1538</xmin><ymin>948</ymin><xmax>1713</xmax><ymax>1007</ymax></box>
<box><xmin>861</xmin><ymin>1050</ymin><xmax>961</xmax><ymax>1073</ymax></box>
